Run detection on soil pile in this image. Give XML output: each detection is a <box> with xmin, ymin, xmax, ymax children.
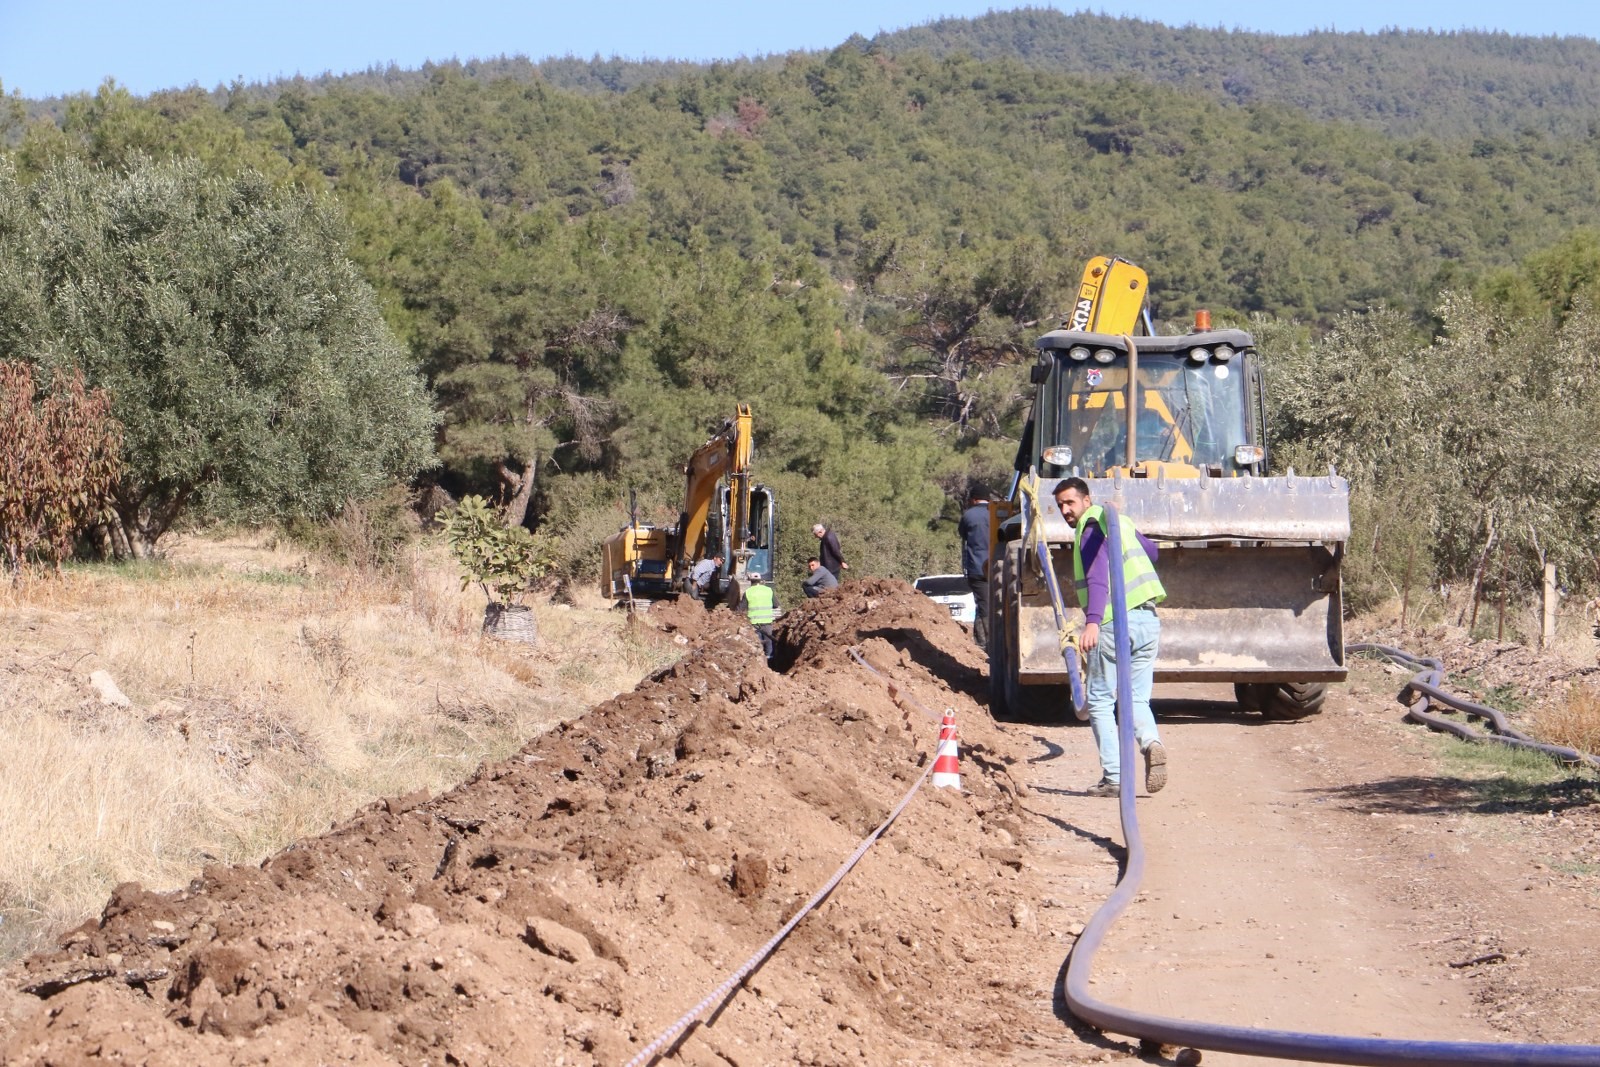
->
<box><xmin>0</xmin><ymin>581</ymin><xmax>1057</xmax><ymax>1066</ymax></box>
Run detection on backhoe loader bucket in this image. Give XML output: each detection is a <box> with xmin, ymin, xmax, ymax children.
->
<box><xmin>1091</xmin><ymin>469</ymin><xmax>1351</xmax><ymax>543</ymax></box>
<box><xmin>1088</xmin><ymin>471</ymin><xmax>1349</xmax><ymax>683</ymax></box>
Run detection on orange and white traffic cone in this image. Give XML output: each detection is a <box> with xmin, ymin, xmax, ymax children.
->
<box><xmin>932</xmin><ymin>710</ymin><xmax>962</xmax><ymax>790</ymax></box>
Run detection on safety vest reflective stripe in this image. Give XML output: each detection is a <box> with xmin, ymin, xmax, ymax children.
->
<box><xmin>745</xmin><ymin>585</ymin><xmax>777</xmax><ymax>624</ymax></box>
<box><xmin>1074</xmin><ymin>554</ymin><xmax>1162</xmax><ymax>596</ymax></box>
<box><xmin>1071</xmin><ymin>504</ymin><xmax>1166</xmax><ymax>624</ymax></box>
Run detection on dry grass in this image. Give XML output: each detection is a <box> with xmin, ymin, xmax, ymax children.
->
<box><xmin>1534</xmin><ymin>684</ymin><xmax>1600</xmax><ymax>759</ymax></box>
<box><xmin>0</xmin><ymin>531</ymin><xmax>678</xmax><ymax>962</ymax></box>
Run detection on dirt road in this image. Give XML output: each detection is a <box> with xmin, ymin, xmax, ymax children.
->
<box><xmin>1018</xmin><ymin>678</ymin><xmax>1600</xmax><ymax>1063</ymax></box>
<box><xmin>1</xmin><ymin>581</ymin><xmax>1597</xmax><ymax>1065</ymax></box>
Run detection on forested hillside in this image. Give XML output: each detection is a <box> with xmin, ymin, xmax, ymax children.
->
<box><xmin>6</xmin><ymin>12</ymin><xmax>1600</xmax><ymax>606</ymax></box>
<box><xmin>877</xmin><ymin>9</ymin><xmax>1600</xmax><ymax>139</ymax></box>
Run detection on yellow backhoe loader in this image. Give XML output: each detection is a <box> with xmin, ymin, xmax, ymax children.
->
<box><xmin>601</xmin><ymin>405</ymin><xmax>777</xmax><ymax>607</ymax></box>
<box><xmin>988</xmin><ymin>256</ymin><xmax>1349</xmax><ymax>719</ymax></box>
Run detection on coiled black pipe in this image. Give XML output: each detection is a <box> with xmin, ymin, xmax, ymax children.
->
<box><xmin>1348</xmin><ymin>642</ymin><xmax>1600</xmax><ymax>771</ymax></box>
<box><xmin>1060</xmin><ymin>505</ymin><xmax>1600</xmax><ymax>1066</ymax></box>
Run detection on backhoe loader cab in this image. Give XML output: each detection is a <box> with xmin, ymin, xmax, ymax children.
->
<box><xmin>1032</xmin><ymin>329</ymin><xmax>1262</xmax><ymax>480</ymax></box>
<box><xmin>988</xmin><ymin>263</ymin><xmax>1349</xmax><ymax>722</ymax></box>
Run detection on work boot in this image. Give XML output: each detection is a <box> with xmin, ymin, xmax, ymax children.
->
<box><xmin>1143</xmin><ymin>740</ymin><xmax>1168</xmax><ymax>794</ymax></box>
<box><xmin>1086</xmin><ymin>778</ymin><xmax>1119</xmax><ymax>797</ymax></box>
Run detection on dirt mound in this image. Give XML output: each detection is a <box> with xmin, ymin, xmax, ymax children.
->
<box><xmin>0</xmin><ymin>580</ymin><xmax>1057</xmax><ymax>1066</ymax></box>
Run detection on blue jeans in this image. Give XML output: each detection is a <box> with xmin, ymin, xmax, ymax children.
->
<box><xmin>1085</xmin><ymin>604</ymin><xmax>1160</xmax><ymax>783</ymax></box>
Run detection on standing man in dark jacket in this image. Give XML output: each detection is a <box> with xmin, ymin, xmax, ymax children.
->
<box><xmin>812</xmin><ymin>523</ymin><xmax>848</xmax><ymax>579</ymax></box>
<box><xmin>958</xmin><ymin>485</ymin><xmax>992</xmax><ymax>649</ymax></box>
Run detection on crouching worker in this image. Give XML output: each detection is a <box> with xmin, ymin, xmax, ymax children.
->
<box><xmin>689</xmin><ymin>555</ymin><xmax>723</xmax><ymax>600</ymax></box>
<box><xmin>744</xmin><ymin>572</ymin><xmax>778</xmax><ymax>659</ymax></box>
<box><xmin>802</xmin><ymin>557</ymin><xmax>838</xmax><ymax>597</ymax></box>
<box><xmin>1054</xmin><ymin>477</ymin><xmax>1168</xmax><ymax>798</ymax></box>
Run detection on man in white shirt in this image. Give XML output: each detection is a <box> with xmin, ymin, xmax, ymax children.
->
<box><xmin>689</xmin><ymin>555</ymin><xmax>723</xmax><ymax>599</ymax></box>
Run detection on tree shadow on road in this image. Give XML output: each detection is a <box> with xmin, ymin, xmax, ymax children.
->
<box><xmin>1312</xmin><ymin>774</ymin><xmax>1598</xmax><ymax>816</ymax></box>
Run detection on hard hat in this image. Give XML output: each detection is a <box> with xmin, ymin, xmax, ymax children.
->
<box><xmin>749</xmin><ymin>572</ymin><xmax>764</xmax><ymax>581</ymax></box>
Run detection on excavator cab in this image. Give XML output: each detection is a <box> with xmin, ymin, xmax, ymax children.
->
<box><xmin>707</xmin><ymin>482</ymin><xmax>778</xmax><ymax>603</ymax></box>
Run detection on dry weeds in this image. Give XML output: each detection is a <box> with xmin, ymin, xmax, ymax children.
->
<box><xmin>1535</xmin><ymin>683</ymin><xmax>1600</xmax><ymax>758</ymax></box>
<box><xmin>0</xmin><ymin>531</ymin><xmax>676</xmax><ymax>961</ymax></box>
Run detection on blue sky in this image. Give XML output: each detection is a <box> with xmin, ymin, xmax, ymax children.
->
<box><xmin>3</xmin><ymin>0</ymin><xmax>1598</xmax><ymax>100</ymax></box>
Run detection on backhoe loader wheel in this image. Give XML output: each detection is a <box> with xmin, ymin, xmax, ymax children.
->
<box><xmin>1006</xmin><ymin>670</ymin><xmax>1070</xmax><ymax>723</ymax></box>
<box><xmin>987</xmin><ymin>547</ymin><xmax>1071</xmax><ymax>722</ymax></box>
<box><xmin>1233</xmin><ymin>682</ymin><xmax>1266</xmax><ymax>712</ymax></box>
<box><xmin>1257</xmin><ymin>681</ymin><xmax>1327</xmax><ymax>720</ymax></box>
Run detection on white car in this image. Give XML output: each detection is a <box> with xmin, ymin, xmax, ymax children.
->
<box><xmin>913</xmin><ymin>574</ymin><xmax>977</xmax><ymax>624</ymax></box>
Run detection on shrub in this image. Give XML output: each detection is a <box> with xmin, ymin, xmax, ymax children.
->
<box><xmin>0</xmin><ymin>362</ymin><xmax>122</xmax><ymax>573</ymax></box>
<box><xmin>438</xmin><ymin>495</ymin><xmax>556</xmax><ymax>604</ymax></box>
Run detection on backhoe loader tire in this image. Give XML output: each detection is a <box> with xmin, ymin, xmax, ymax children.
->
<box><xmin>990</xmin><ymin>546</ymin><xmax>1070</xmax><ymax>722</ymax></box>
<box><xmin>1234</xmin><ymin>682</ymin><xmax>1267</xmax><ymax>711</ymax></box>
<box><xmin>1006</xmin><ymin>668</ymin><xmax>1070</xmax><ymax>723</ymax></box>
<box><xmin>1258</xmin><ymin>681</ymin><xmax>1327</xmax><ymax>720</ymax></box>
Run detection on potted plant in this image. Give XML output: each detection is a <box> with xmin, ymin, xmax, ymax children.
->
<box><xmin>438</xmin><ymin>495</ymin><xmax>555</xmax><ymax>643</ymax></box>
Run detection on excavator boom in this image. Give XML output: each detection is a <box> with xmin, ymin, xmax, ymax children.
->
<box><xmin>600</xmin><ymin>404</ymin><xmax>776</xmax><ymax>606</ymax></box>
<box><xmin>678</xmin><ymin>406</ymin><xmax>753</xmax><ymax>568</ymax></box>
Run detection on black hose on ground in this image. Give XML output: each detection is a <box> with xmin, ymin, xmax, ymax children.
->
<box><xmin>1060</xmin><ymin>510</ymin><xmax>1600</xmax><ymax>1065</ymax></box>
<box><xmin>1349</xmin><ymin>642</ymin><xmax>1600</xmax><ymax>771</ymax></box>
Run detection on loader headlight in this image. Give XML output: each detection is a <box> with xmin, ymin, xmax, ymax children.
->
<box><xmin>1187</xmin><ymin>346</ymin><xmax>1211</xmax><ymax>363</ymax></box>
<box><xmin>1068</xmin><ymin>345</ymin><xmax>1091</xmax><ymax>361</ymax></box>
<box><xmin>1234</xmin><ymin>444</ymin><xmax>1265</xmax><ymax>466</ymax></box>
<box><xmin>1092</xmin><ymin>348</ymin><xmax>1115</xmax><ymax>363</ymax></box>
<box><xmin>1042</xmin><ymin>446</ymin><xmax>1074</xmax><ymax>467</ymax></box>
<box><xmin>1213</xmin><ymin>343</ymin><xmax>1235</xmax><ymax>362</ymax></box>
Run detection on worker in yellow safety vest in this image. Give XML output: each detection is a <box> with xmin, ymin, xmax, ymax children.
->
<box><xmin>1054</xmin><ymin>477</ymin><xmax>1168</xmax><ymax>798</ymax></box>
<box><xmin>743</xmin><ymin>572</ymin><xmax>777</xmax><ymax>659</ymax></box>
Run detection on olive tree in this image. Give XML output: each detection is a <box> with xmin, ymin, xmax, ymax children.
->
<box><xmin>0</xmin><ymin>157</ymin><xmax>437</xmax><ymax>555</ymax></box>
<box><xmin>1265</xmin><ymin>295</ymin><xmax>1600</xmax><ymax>614</ymax></box>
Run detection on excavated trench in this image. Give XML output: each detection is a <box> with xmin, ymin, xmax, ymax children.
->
<box><xmin>8</xmin><ymin>580</ymin><xmax>1600</xmax><ymax>1067</ymax></box>
<box><xmin>0</xmin><ymin>581</ymin><xmax>1083</xmax><ymax>1066</ymax></box>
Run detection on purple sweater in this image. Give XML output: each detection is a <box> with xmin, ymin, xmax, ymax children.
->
<box><xmin>1078</xmin><ymin>524</ymin><xmax>1159</xmax><ymax>625</ymax></box>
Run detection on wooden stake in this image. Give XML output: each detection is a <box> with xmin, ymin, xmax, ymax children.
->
<box><xmin>1543</xmin><ymin>563</ymin><xmax>1557</xmax><ymax>649</ymax></box>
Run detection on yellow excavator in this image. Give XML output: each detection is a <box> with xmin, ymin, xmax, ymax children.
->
<box><xmin>988</xmin><ymin>256</ymin><xmax>1350</xmax><ymax>719</ymax></box>
<box><xmin>600</xmin><ymin>405</ymin><xmax>777</xmax><ymax>607</ymax></box>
